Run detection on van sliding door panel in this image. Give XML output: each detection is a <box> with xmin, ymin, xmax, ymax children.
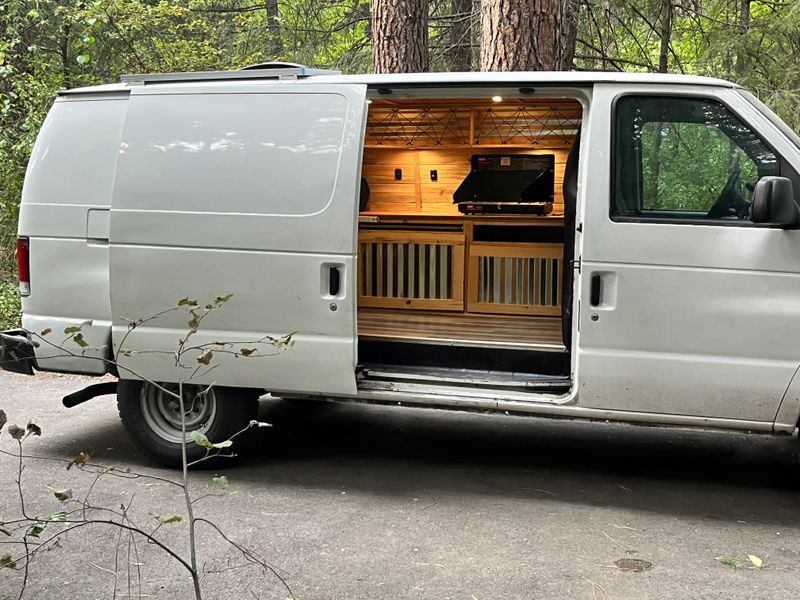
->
<box><xmin>109</xmin><ymin>84</ymin><xmax>367</xmax><ymax>394</ymax></box>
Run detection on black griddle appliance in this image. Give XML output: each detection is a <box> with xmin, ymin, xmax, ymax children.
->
<box><xmin>453</xmin><ymin>154</ymin><xmax>555</xmax><ymax>215</ymax></box>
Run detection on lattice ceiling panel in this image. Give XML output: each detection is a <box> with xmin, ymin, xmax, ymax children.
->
<box><xmin>365</xmin><ymin>99</ymin><xmax>582</xmax><ymax>148</ymax></box>
<box><xmin>473</xmin><ymin>104</ymin><xmax>582</xmax><ymax>146</ymax></box>
<box><xmin>367</xmin><ymin>107</ymin><xmax>471</xmax><ymax>146</ymax></box>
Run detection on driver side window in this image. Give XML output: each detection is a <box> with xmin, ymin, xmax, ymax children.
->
<box><xmin>613</xmin><ymin>95</ymin><xmax>779</xmax><ymax>221</ymax></box>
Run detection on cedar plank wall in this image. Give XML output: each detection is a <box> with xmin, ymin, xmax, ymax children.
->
<box><xmin>360</xmin><ymin>98</ymin><xmax>581</xmax><ymax>217</ymax></box>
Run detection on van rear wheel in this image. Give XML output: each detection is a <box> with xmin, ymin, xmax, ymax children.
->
<box><xmin>117</xmin><ymin>380</ymin><xmax>258</xmax><ymax>468</ymax></box>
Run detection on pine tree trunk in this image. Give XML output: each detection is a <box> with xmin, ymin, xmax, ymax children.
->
<box><xmin>447</xmin><ymin>0</ymin><xmax>473</xmax><ymax>71</ymax></box>
<box><xmin>480</xmin><ymin>0</ymin><xmax>576</xmax><ymax>71</ymax></box>
<box><xmin>265</xmin><ymin>0</ymin><xmax>282</xmax><ymax>58</ymax></box>
<box><xmin>372</xmin><ymin>0</ymin><xmax>429</xmax><ymax>73</ymax></box>
<box><xmin>658</xmin><ymin>0</ymin><xmax>672</xmax><ymax>73</ymax></box>
<box><xmin>735</xmin><ymin>0</ymin><xmax>751</xmax><ymax>76</ymax></box>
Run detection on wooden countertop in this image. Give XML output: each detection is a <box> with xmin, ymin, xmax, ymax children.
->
<box><xmin>359</xmin><ymin>212</ymin><xmax>565</xmax><ymax>226</ymax></box>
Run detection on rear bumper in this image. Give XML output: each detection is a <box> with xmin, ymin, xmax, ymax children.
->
<box><xmin>0</xmin><ymin>329</ymin><xmax>36</xmax><ymax>375</ymax></box>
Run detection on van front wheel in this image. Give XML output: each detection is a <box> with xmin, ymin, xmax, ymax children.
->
<box><xmin>117</xmin><ymin>380</ymin><xmax>258</xmax><ymax>467</ymax></box>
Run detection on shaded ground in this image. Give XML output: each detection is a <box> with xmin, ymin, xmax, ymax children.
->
<box><xmin>1</xmin><ymin>370</ymin><xmax>800</xmax><ymax>599</ymax></box>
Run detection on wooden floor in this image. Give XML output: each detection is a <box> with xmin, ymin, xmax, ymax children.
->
<box><xmin>358</xmin><ymin>308</ymin><xmax>565</xmax><ymax>352</ymax></box>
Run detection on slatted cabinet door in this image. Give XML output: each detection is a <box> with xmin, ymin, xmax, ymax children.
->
<box><xmin>358</xmin><ymin>230</ymin><xmax>465</xmax><ymax>310</ymax></box>
<box><xmin>467</xmin><ymin>242</ymin><xmax>562</xmax><ymax>316</ymax></box>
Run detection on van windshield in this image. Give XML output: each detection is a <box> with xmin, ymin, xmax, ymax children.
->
<box><xmin>739</xmin><ymin>90</ymin><xmax>800</xmax><ymax>151</ymax></box>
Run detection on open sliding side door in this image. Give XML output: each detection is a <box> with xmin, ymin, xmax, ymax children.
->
<box><xmin>109</xmin><ymin>82</ymin><xmax>367</xmax><ymax>395</ymax></box>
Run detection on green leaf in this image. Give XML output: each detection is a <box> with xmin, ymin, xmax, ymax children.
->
<box><xmin>0</xmin><ymin>553</ymin><xmax>15</xmax><ymax>569</ymax></box>
<box><xmin>63</xmin><ymin>326</ymin><xmax>82</xmax><ymax>334</ymax></box>
<box><xmin>212</xmin><ymin>475</ymin><xmax>229</xmax><ymax>490</ymax></box>
<box><xmin>8</xmin><ymin>424</ymin><xmax>24</xmax><ymax>440</ymax></box>
<box><xmin>715</xmin><ymin>556</ymin><xmax>743</xmax><ymax>570</ymax></box>
<box><xmin>190</xmin><ymin>430</ymin><xmax>213</xmax><ymax>449</ymax></box>
<box><xmin>177</xmin><ymin>298</ymin><xmax>198</xmax><ymax>307</ymax></box>
<box><xmin>53</xmin><ymin>488</ymin><xmax>72</xmax><ymax>502</ymax></box>
<box><xmin>26</xmin><ymin>522</ymin><xmax>45</xmax><ymax>538</ymax></box>
<box><xmin>196</xmin><ymin>349</ymin><xmax>213</xmax><ymax>365</ymax></box>
<box><xmin>26</xmin><ymin>420</ymin><xmax>41</xmax><ymax>437</ymax></box>
<box><xmin>190</xmin><ymin>430</ymin><xmax>232</xmax><ymax>449</ymax></box>
<box><xmin>76</xmin><ymin>54</ymin><xmax>91</xmax><ymax>65</ymax></box>
<box><xmin>160</xmin><ymin>515</ymin><xmax>182</xmax><ymax>524</ymax></box>
<box><xmin>214</xmin><ymin>293</ymin><xmax>234</xmax><ymax>305</ymax></box>
<box><xmin>72</xmin><ymin>333</ymin><xmax>89</xmax><ymax>348</ymax></box>
<box><xmin>26</xmin><ymin>9</ymin><xmax>39</xmax><ymax>18</ymax></box>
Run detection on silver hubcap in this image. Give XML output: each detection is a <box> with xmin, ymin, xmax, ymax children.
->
<box><xmin>139</xmin><ymin>382</ymin><xmax>217</xmax><ymax>444</ymax></box>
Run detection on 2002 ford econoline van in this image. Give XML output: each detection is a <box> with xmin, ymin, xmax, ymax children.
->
<box><xmin>2</xmin><ymin>64</ymin><xmax>800</xmax><ymax>466</ymax></box>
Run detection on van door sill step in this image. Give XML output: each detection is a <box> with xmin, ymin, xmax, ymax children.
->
<box><xmin>358</xmin><ymin>364</ymin><xmax>570</xmax><ymax>393</ymax></box>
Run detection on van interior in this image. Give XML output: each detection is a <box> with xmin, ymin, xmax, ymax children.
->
<box><xmin>355</xmin><ymin>90</ymin><xmax>581</xmax><ymax>394</ymax></box>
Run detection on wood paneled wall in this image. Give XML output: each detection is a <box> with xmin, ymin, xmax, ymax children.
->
<box><xmin>361</xmin><ymin>147</ymin><xmax>570</xmax><ymax>216</ymax></box>
<box><xmin>360</xmin><ymin>97</ymin><xmax>580</xmax><ymax>217</ymax></box>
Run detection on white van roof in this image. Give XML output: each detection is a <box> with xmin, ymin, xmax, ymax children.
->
<box><xmin>59</xmin><ymin>69</ymin><xmax>738</xmax><ymax>96</ymax></box>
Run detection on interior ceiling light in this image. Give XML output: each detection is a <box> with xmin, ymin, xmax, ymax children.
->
<box><xmin>491</xmin><ymin>95</ymin><xmax>503</xmax><ymax>103</ymax></box>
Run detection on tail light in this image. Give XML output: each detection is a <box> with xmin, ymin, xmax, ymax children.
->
<box><xmin>17</xmin><ymin>237</ymin><xmax>30</xmax><ymax>296</ymax></box>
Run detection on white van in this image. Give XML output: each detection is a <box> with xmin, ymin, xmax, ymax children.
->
<box><xmin>3</xmin><ymin>64</ymin><xmax>800</xmax><ymax>466</ymax></box>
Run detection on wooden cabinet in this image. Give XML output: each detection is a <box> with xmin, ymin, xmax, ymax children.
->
<box><xmin>358</xmin><ymin>215</ymin><xmax>563</xmax><ymax>317</ymax></box>
<box><xmin>358</xmin><ymin>228</ymin><xmax>465</xmax><ymax>311</ymax></box>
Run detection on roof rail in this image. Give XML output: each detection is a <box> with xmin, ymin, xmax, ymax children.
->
<box><xmin>120</xmin><ymin>63</ymin><xmax>339</xmax><ymax>85</ymax></box>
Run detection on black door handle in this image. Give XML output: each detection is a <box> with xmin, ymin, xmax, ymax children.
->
<box><xmin>328</xmin><ymin>266</ymin><xmax>341</xmax><ymax>297</ymax></box>
<box><xmin>590</xmin><ymin>273</ymin><xmax>602</xmax><ymax>306</ymax></box>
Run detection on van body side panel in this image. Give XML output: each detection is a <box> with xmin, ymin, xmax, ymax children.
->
<box><xmin>18</xmin><ymin>98</ymin><xmax>127</xmax><ymax>374</ymax></box>
<box><xmin>109</xmin><ymin>85</ymin><xmax>367</xmax><ymax>394</ymax></box>
<box><xmin>773</xmin><ymin>365</ymin><xmax>800</xmax><ymax>433</ymax></box>
<box><xmin>577</xmin><ymin>84</ymin><xmax>800</xmax><ymax>423</ymax></box>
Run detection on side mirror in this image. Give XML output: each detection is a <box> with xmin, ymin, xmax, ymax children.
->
<box><xmin>751</xmin><ymin>176</ymin><xmax>800</xmax><ymax>228</ymax></box>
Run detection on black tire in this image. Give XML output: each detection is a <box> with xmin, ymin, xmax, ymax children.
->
<box><xmin>117</xmin><ymin>379</ymin><xmax>259</xmax><ymax>468</ymax></box>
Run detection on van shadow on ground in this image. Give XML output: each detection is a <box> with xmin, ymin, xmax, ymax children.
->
<box><xmin>52</xmin><ymin>395</ymin><xmax>800</xmax><ymax>525</ymax></box>
<box><xmin>243</xmin><ymin>397</ymin><xmax>800</xmax><ymax>521</ymax></box>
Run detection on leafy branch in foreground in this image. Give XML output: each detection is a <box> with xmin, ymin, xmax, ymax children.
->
<box><xmin>1</xmin><ymin>295</ymin><xmax>294</xmax><ymax>599</ymax></box>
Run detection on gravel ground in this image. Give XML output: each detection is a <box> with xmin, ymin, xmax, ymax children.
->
<box><xmin>1</xmin><ymin>370</ymin><xmax>800</xmax><ymax>599</ymax></box>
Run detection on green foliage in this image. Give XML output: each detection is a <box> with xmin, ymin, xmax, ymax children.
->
<box><xmin>577</xmin><ymin>0</ymin><xmax>800</xmax><ymax>129</ymax></box>
<box><xmin>641</xmin><ymin>122</ymin><xmax>759</xmax><ymax>212</ymax></box>
<box><xmin>0</xmin><ymin>281</ymin><xmax>21</xmax><ymax>329</ymax></box>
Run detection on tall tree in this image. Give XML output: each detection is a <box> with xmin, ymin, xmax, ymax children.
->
<box><xmin>735</xmin><ymin>0</ymin><xmax>751</xmax><ymax>77</ymax></box>
<box><xmin>446</xmin><ymin>0</ymin><xmax>473</xmax><ymax>70</ymax></box>
<box><xmin>372</xmin><ymin>0</ymin><xmax>429</xmax><ymax>72</ymax></box>
<box><xmin>480</xmin><ymin>0</ymin><xmax>578</xmax><ymax>70</ymax></box>
<box><xmin>658</xmin><ymin>0</ymin><xmax>672</xmax><ymax>73</ymax></box>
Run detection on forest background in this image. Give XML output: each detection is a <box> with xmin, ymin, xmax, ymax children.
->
<box><xmin>0</xmin><ymin>0</ymin><xmax>798</xmax><ymax>328</ymax></box>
